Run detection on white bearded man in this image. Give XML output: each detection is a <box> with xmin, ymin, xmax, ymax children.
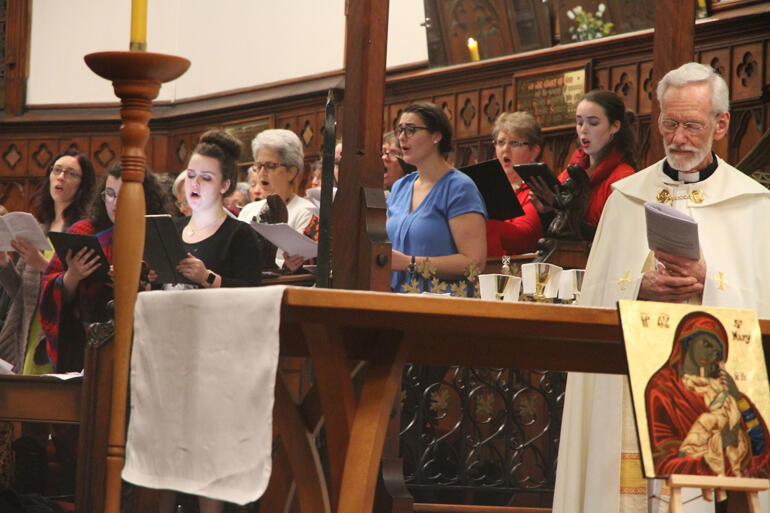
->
<box><xmin>552</xmin><ymin>62</ymin><xmax>770</xmax><ymax>513</ymax></box>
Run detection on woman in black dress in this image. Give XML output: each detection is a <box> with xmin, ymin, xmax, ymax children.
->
<box><xmin>174</xmin><ymin>130</ymin><xmax>262</xmax><ymax>289</ymax></box>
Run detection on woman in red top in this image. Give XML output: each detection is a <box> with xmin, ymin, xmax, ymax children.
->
<box><xmin>486</xmin><ymin>111</ymin><xmax>544</xmax><ymax>257</ymax></box>
<box><xmin>532</xmin><ymin>90</ymin><xmax>636</xmax><ymax>233</ymax></box>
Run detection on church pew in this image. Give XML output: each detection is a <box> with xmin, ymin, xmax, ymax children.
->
<box><xmin>0</xmin><ymin>320</ymin><xmax>114</xmax><ymax>513</ymax></box>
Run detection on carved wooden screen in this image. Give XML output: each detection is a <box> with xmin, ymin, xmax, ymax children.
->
<box><xmin>423</xmin><ymin>0</ymin><xmax>551</xmax><ymax>67</ymax></box>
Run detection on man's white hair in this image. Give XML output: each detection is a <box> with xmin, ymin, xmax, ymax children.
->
<box><xmin>656</xmin><ymin>62</ymin><xmax>729</xmax><ymax>115</ymax></box>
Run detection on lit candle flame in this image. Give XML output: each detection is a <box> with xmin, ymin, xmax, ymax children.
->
<box><xmin>467</xmin><ymin>37</ymin><xmax>480</xmax><ymax>62</ymax></box>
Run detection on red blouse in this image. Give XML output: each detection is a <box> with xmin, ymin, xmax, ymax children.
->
<box><xmin>486</xmin><ymin>182</ymin><xmax>542</xmax><ymax>257</ymax></box>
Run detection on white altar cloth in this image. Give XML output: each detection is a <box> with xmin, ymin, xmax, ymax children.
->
<box><xmin>122</xmin><ymin>286</ymin><xmax>285</xmax><ymax>505</ymax></box>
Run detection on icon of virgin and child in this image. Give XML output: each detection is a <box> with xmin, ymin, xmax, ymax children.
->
<box><xmin>645</xmin><ymin>311</ymin><xmax>770</xmax><ymax>478</ymax></box>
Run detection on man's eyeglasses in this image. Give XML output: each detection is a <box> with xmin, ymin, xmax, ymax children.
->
<box><xmin>395</xmin><ymin>125</ymin><xmax>429</xmax><ymax>138</ymax></box>
<box><xmin>252</xmin><ymin>161</ymin><xmax>287</xmax><ymax>173</ymax></box>
<box><xmin>51</xmin><ymin>166</ymin><xmax>82</xmax><ymax>180</ymax></box>
<box><xmin>100</xmin><ymin>189</ymin><xmax>118</xmax><ymax>202</ymax></box>
<box><xmin>659</xmin><ymin>118</ymin><xmax>709</xmax><ymax>135</ymax></box>
<box><xmin>380</xmin><ymin>149</ymin><xmax>403</xmax><ymax>160</ymax></box>
<box><xmin>495</xmin><ymin>139</ymin><xmax>531</xmax><ymax>149</ymax></box>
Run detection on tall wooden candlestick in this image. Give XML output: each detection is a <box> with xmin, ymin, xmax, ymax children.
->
<box><xmin>84</xmin><ymin>50</ymin><xmax>189</xmax><ymax>513</ymax></box>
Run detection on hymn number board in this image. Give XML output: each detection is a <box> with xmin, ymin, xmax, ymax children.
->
<box><xmin>512</xmin><ymin>64</ymin><xmax>588</xmax><ymax>130</ymax></box>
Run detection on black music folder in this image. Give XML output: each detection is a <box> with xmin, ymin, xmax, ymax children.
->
<box><xmin>460</xmin><ymin>159</ymin><xmax>525</xmax><ymax>221</ymax></box>
<box><xmin>144</xmin><ymin>215</ymin><xmax>194</xmax><ymax>285</ymax></box>
<box><xmin>513</xmin><ymin>162</ymin><xmax>561</xmax><ymax>192</ymax></box>
<box><xmin>49</xmin><ymin>231</ymin><xmax>111</xmax><ymax>283</ymax></box>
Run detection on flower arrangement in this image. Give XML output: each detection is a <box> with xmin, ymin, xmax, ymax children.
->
<box><xmin>566</xmin><ymin>3</ymin><xmax>614</xmax><ymax>42</ymax></box>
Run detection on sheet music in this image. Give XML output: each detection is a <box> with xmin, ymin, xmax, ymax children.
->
<box><xmin>644</xmin><ymin>202</ymin><xmax>700</xmax><ymax>260</ymax></box>
<box><xmin>250</xmin><ymin>222</ymin><xmax>318</xmax><ymax>259</ymax></box>
<box><xmin>0</xmin><ymin>357</ymin><xmax>13</xmax><ymax>375</ymax></box>
<box><xmin>41</xmin><ymin>370</ymin><xmax>84</xmax><ymax>380</ymax></box>
<box><xmin>0</xmin><ymin>212</ymin><xmax>51</xmax><ymax>251</ymax></box>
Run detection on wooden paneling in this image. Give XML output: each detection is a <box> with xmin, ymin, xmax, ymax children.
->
<box><xmin>700</xmin><ymin>48</ymin><xmax>730</xmax><ymax>82</ymax></box>
<box><xmin>28</xmin><ymin>139</ymin><xmax>57</xmax><ymax>176</ymax></box>
<box><xmin>58</xmin><ymin>137</ymin><xmax>89</xmax><ymax>155</ymax></box>
<box><xmin>1</xmin><ymin>7</ymin><xmax>768</xmax><ymax>215</ymax></box>
<box><xmin>456</xmin><ymin>91</ymin><xmax>480</xmax><ymax>139</ymax></box>
<box><xmin>0</xmin><ymin>139</ymin><xmax>27</xmax><ymax>177</ymax></box>
<box><xmin>480</xmin><ymin>87</ymin><xmax>504</xmax><ymax>136</ymax></box>
<box><xmin>90</xmin><ymin>136</ymin><xmax>120</xmax><ymax>175</ymax></box>
<box><xmin>731</xmin><ymin>43</ymin><xmax>763</xmax><ymax>102</ymax></box>
<box><xmin>638</xmin><ymin>61</ymin><xmax>654</xmax><ymax>115</ymax></box>
<box><xmin>610</xmin><ymin>64</ymin><xmax>638</xmax><ymax>113</ymax></box>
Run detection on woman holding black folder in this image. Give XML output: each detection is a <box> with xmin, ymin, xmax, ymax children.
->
<box><xmin>529</xmin><ymin>90</ymin><xmax>636</xmax><ymax>233</ymax></box>
<box><xmin>386</xmin><ymin>102</ymin><xmax>487</xmax><ymax>293</ymax></box>
<box><xmin>39</xmin><ymin>162</ymin><xmax>171</xmax><ymax>372</ymax></box>
<box><xmin>172</xmin><ymin>130</ymin><xmax>262</xmax><ymax>290</ymax></box>
<box><xmin>486</xmin><ymin>111</ymin><xmax>544</xmax><ymax>256</ymax></box>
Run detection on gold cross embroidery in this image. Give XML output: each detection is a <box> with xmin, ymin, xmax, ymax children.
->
<box><xmin>618</xmin><ymin>270</ymin><xmax>632</xmax><ymax>291</ymax></box>
<box><xmin>713</xmin><ymin>272</ymin><xmax>728</xmax><ymax>291</ymax></box>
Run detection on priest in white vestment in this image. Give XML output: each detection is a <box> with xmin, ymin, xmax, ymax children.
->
<box><xmin>553</xmin><ymin>62</ymin><xmax>770</xmax><ymax>513</ymax></box>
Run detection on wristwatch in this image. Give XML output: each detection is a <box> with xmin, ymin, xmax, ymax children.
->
<box><xmin>205</xmin><ymin>271</ymin><xmax>216</xmax><ymax>285</ymax></box>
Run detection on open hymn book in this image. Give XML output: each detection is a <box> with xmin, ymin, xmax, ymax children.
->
<box><xmin>0</xmin><ymin>212</ymin><xmax>51</xmax><ymax>251</ymax></box>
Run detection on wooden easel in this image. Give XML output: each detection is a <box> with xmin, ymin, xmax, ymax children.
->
<box><xmin>667</xmin><ymin>474</ymin><xmax>768</xmax><ymax>513</ymax></box>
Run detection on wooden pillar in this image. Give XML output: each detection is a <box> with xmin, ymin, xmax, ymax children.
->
<box><xmin>649</xmin><ymin>0</ymin><xmax>695</xmax><ymax>163</ymax></box>
<box><xmin>331</xmin><ymin>0</ymin><xmax>392</xmax><ymax>292</ymax></box>
<box><xmin>3</xmin><ymin>0</ymin><xmax>31</xmax><ymax>116</ymax></box>
<box><xmin>84</xmin><ymin>51</ymin><xmax>189</xmax><ymax>513</ymax></box>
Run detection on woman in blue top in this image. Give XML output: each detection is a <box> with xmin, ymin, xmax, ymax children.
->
<box><xmin>386</xmin><ymin>102</ymin><xmax>487</xmax><ymax>292</ymax></box>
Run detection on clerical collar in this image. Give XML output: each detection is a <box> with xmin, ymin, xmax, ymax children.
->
<box><xmin>663</xmin><ymin>152</ymin><xmax>718</xmax><ymax>183</ymax></box>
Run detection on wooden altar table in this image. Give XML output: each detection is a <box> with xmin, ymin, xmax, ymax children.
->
<box><xmin>273</xmin><ymin>287</ymin><xmax>770</xmax><ymax>513</ymax></box>
<box><xmin>2</xmin><ymin>287</ymin><xmax>769</xmax><ymax>513</ymax></box>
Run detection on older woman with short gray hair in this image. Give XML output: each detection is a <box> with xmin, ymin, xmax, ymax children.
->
<box><xmin>239</xmin><ymin>129</ymin><xmax>317</xmax><ymax>271</ymax></box>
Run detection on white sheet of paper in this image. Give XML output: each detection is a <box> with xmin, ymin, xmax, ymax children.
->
<box><xmin>644</xmin><ymin>202</ymin><xmax>700</xmax><ymax>260</ymax></box>
<box><xmin>0</xmin><ymin>212</ymin><xmax>51</xmax><ymax>251</ymax></box>
<box><xmin>250</xmin><ymin>222</ymin><xmax>318</xmax><ymax>259</ymax></box>
<box><xmin>0</xmin><ymin>357</ymin><xmax>14</xmax><ymax>375</ymax></box>
<box><xmin>304</xmin><ymin>187</ymin><xmax>337</xmax><ymax>207</ymax></box>
<box><xmin>41</xmin><ymin>371</ymin><xmax>83</xmax><ymax>380</ymax></box>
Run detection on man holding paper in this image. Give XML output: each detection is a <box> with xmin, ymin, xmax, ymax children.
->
<box><xmin>554</xmin><ymin>62</ymin><xmax>770</xmax><ymax>513</ymax></box>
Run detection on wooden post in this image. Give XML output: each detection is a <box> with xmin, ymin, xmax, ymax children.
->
<box><xmin>649</xmin><ymin>0</ymin><xmax>695</xmax><ymax>163</ymax></box>
<box><xmin>331</xmin><ymin>0</ymin><xmax>392</xmax><ymax>292</ymax></box>
<box><xmin>84</xmin><ymin>51</ymin><xmax>189</xmax><ymax>513</ymax></box>
<box><xmin>3</xmin><ymin>0</ymin><xmax>31</xmax><ymax>116</ymax></box>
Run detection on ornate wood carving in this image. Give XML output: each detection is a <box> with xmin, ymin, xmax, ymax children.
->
<box><xmin>423</xmin><ymin>0</ymin><xmax>550</xmax><ymax>66</ymax></box>
<box><xmin>481</xmin><ymin>88</ymin><xmax>503</xmax><ymax>135</ymax></box>
<box><xmin>0</xmin><ymin>140</ymin><xmax>24</xmax><ymax>175</ymax></box>
<box><xmin>611</xmin><ymin>65</ymin><xmax>637</xmax><ymax>113</ymax></box>
<box><xmin>639</xmin><ymin>61</ymin><xmax>654</xmax><ymax>115</ymax></box>
<box><xmin>454</xmin><ymin>142</ymin><xmax>477</xmax><ymax>168</ymax></box>
<box><xmin>456</xmin><ymin>92</ymin><xmax>479</xmax><ymax>138</ymax></box>
<box><xmin>636</xmin><ymin>117</ymin><xmax>653</xmax><ymax>168</ymax></box>
<box><xmin>729</xmin><ymin>107</ymin><xmax>764</xmax><ymax>164</ymax></box>
<box><xmin>92</xmin><ymin>140</ymin><xmax>118</xmax><ymax>172</ymax></box>
<box><xmin>732</xmin><ymin>44</ymin><xmax>763</xmax><ymax>101</ymax></box>
<box><xmin>592</xmin><ymin>68</ymin><xmax>609</xmax><ymax>91</ymax></box>
<box><xmin>31</xmin><ymin>141</ymin><xmax>54</xmax><ymax>175</ymax></box>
